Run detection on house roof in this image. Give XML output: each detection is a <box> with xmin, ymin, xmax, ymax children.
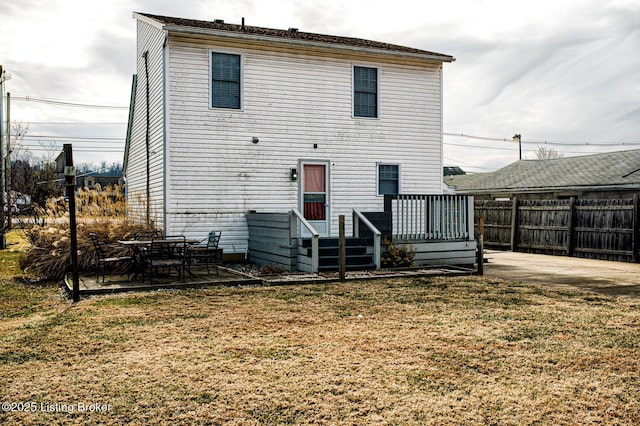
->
<box><xmin>134</xmin><ymin>12</ymin><xmax>455</xmax><ymax>62</ymax></box>
<box><xmin>454</xmin><ymin>149</ymin><xmax>640</xmax><ymax>194</ymax></box>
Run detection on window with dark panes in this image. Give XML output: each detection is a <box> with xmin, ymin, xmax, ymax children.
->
<box><xmin>354</xmin><ymin>66</ymin><xmax>378</xmax><ymax>118</ymax></box>
<box><xmin>211</xmin><ymin>52</ymin><xmax>240</xmax><ymax>109</ymax></box>
<box><xmin>378</xmin><ymin>164</ymin><xmax>399</xmax><ymax>195</ymax></box>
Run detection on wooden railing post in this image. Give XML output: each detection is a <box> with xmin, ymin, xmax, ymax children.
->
<box><xmin>353</xmin><ymin>209</ymin><xmax>382</xmax><ymax>269</ymax></box>
<box><xmin>339</xmin><ymin>215</ymin><xmax>346</xmax><ymax>282</ymax></box>
<box><xmin>291</xmin><ymin>208</ymin><xmax>320</xmax><ymax>273</ymax></box>
<box><xmin>466</xmin><ymin>196</ymin><xmax>474</xmax><ymax>240</ymax></box>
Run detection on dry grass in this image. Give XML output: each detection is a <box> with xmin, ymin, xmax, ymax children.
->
<box><xmin>1</xmin><ymin>274</ymin><xmax>638</xmax><ymax>425</ymax></box>
<box><xmin>19</xmin><ymin>221</ymin><xmax>161</xmax><ymax>281</ymax></box>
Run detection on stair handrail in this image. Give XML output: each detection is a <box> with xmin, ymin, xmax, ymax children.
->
<box><xmin>353</xmin><ymin>209</ymin><xmax>381</xmax><ymax>269</ymax></box>
<box><xmin>291</xmin><ymin>208</ymin><xmax>319</xmax><ymax>272</ymax></box>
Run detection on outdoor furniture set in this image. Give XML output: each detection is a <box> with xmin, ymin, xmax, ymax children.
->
<box><xmin>89</xmin><ymin>231</ymin><xmax>222</xmax><ymax>284</ymax></box>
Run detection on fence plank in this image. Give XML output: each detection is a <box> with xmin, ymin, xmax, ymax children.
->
<box><xmin>475</xmin><ymin>197</ymin><xmax>638</xmax><ymax>262</ymax></box>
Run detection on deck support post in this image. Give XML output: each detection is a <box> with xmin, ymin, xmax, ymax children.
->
<box><xmin>339</xmin><ymin>215</ymin><xmax>346</xmax><ymax>282</ymax></box>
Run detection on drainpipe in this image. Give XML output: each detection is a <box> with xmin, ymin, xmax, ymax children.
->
<box><xmin>142</xmin><ymin>51</ymin><xmax>151</xmax><ymax>228</ymax></box>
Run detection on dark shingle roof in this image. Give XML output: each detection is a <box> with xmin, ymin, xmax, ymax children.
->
<box><xmin>135</xmin><ymin>12</ymin><xmax>454</xmax><ymax>61</ymax></box>
<box><xmin>455</xmin><ymin>149</ymin><xmax>640</xmax><ymax>194</ymax></box>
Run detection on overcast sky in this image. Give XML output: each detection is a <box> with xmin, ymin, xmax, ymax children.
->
<box><xmin>1</xmin><ymin>0</ymin><xmax>639</xmax><ymax>171</ymax></box>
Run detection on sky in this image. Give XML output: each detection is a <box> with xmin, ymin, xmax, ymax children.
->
<box><xmin>1</xmin><ymin>0</ymin><xmax>638</xmax><ymax>172</ymax></box>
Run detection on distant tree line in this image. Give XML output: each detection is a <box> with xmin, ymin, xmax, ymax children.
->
<box><xmin>6</xmin><ymin>122</ymin><xmax>124</xmax><ymax>212</ymax></box>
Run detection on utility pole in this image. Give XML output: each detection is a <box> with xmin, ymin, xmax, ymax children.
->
<box><xmin>513</xmin><ymin>133</ymin><xmax>522</xmax><ymax>160</ymax></box>
<box><xmin>5</xmin><ymin>92</ymin><xmax>11</xmax><ymax>230</ymax></box>
<box><xmin>58</xmin><ymin>145</ymin><xmax>80</xmax><ymax>302</ymax></box>
<box><xmin>0</xmin><ymin>66</ymin><xmax>5</xmax><ymax>249</ymax></box>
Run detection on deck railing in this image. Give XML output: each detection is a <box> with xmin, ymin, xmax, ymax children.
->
<box><xmin>353</xmin><ymin>209</ymin><xmax>382</xmax><ymax>269</ymax></box>
<box><xmin>384</xmin><ymin>194</ymin><xmax>474</xmax><ymax>242</ymax></box>
<box><xmin>290</xmin><ymin>208</ymin><xmax>319</xmax><ymax>272</ymax></box>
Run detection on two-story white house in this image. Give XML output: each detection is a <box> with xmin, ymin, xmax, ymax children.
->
<box><xmin>124</xmin><ymin>12</ymin><xmax>475</xmax><ymax>270</ymax></box>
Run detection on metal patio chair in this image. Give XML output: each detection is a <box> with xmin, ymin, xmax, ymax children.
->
<box><xmin>145</xmin><ymin>235</ymin><xmax>186</xmax><ymax>284</ymax></box>
<box><xmin>89</xmin><ymin>233</ymin><xmax>132</xmax><ymax>283</ymax></box>
<box><xmin>187</xmin><ymin>231</ymin><xmax>222</xmax><ymax>275</ymax></box>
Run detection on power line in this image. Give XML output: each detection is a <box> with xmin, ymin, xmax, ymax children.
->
<box><xmin>443</xmin><ymin>156</ymin><xmax>494</xmax><ymax>171</ymax></box>
<box><xmin>445</xmin><ymin>132</ymin><xmax>640</xmax><ymax>146</ymax></box>
<box><xmin>445</xmin><ymin>141</ymin><xmax>518</xmax><ymax>151</ymax></box>
<box><xmin>22</xmin><ymin>135</ymin><xmax>124</xmax><ymax>141</ymax></box>
<box><xmin>12</xmin><ymin>96</ymin><xmax>129</xmax><ymax>110</ymax></box>
<box><xmin>24</xmin><ymin>147</ymin><xmax>125</xmax><ymax>152</ymax></box>
<box><xmin>444</xmin><ymin>132</ymin><xmax>512</xmax><ymax>143</ymax></box>
<box><xmin>12</xmin><ymin>121</ymin><xmax>127</xmax><ymax>125</ymax></box>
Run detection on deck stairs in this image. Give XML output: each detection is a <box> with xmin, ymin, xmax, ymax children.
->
<box><xmin>301</xmin><ymin>237</ymin><xmax>375</xmax><ymax>272</ymax></box>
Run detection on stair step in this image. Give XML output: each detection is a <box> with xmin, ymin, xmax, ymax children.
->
<box><xmin>319</xmin><ymin>254</ymin><xmax>373</xmax><ymax>267</ymax></box>
<box><xmin>319</xmin><ymin>246</ymin><xmax>367</xmax><ymax>256</ymax></box>
<box><xmin>301</xmin><ymin>237</ymin><xmax>366</xmax><ymax>248</ymax></box>
<box><xmin>300</xmin><ymin>237</ymin><xmax>375</xmax><ymax>272</ymax></box>
<box><xmin>318</xmin><ymin>263</ymin><xmax>376</xmax><ymax>272</ymax></box>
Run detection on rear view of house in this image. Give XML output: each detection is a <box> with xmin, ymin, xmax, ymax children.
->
<box><xmin>124</xmin><ymin>12</ymin><xmax>475</xmax><ymax>270</ymax></box>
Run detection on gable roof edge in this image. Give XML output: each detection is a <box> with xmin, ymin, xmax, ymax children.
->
<box><xmin>133</xmin><ymin>12</ymin><xmax>455</xmax><ymax>63</ymax></box>
<box><xmin>165</xmin><ymin>24</ymin><xmax>455</xmax><ymax>62</ymax></box>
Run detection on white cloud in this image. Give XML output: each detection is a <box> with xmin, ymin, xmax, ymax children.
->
<box><xmin>0</xmin><ymin>0</ymin><xmax>638</xmax><ymax>169</ymax></box>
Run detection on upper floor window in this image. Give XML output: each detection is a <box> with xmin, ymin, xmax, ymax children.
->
<box><xmin>378</xmin><ymin>164</ymin><xmax>399</xmax><ymax>195</ymax></box>
<box><xmin>354</xmin><ymin>66</ymin><xmax>378</xmax><ymax>118</ymax></box>
<box><xmin>211</xmin><ymin>52</ymin><xmax>241</xmax><ymax>109</ymax></box>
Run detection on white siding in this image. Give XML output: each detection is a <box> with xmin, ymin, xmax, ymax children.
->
<box><xmin>161</xmin><ymin>33</ymin><xmax>445</xmax><ymax>254</ymax></box>
<box><xmin>125</xmin><ymin>20</ymin><xmax>166</xmax><ymax>228</ymax></box>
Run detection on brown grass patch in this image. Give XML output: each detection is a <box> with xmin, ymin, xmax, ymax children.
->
<box><xmin>1</xmin><ymin>277</ymin><xmax>638</xmax><ymax>424</ymax></box>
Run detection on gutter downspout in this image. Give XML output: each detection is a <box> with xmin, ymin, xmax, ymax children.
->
<box><xmin>142</xmin><ymin>51</ymin><xmax>151</xmax><ymax>228</ymax></box>
<box><xmin>162</xmin><ymin>30</ymin><xmax>168</xmax><ymax>236</ymax></box>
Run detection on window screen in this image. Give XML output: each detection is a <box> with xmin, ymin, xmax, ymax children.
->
<box><xmin>378</xmin><ymin>164</ymin><xmax>399</xmax><ymax>195</ymax></box>
<box><xmin>354</xmin><ymin>66</ymin><xmax>378</xmax><ymax>118</ymax></box>
<box><xmin>211</xmin><ymin>52</ymin><xmax>240</xmax><ymax>109</ymax></box>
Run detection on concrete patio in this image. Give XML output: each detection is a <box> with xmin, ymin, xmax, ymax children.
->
<box><xmin>64</xmin><ymin>263</ymin><xmax>476</xmax><ymax>297</ymax></box>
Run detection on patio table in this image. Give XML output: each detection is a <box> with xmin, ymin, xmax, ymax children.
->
<box><xmin>118</xmin><ymin>238</ymin><xmax>200</xmax><ymax>281</ymax></box>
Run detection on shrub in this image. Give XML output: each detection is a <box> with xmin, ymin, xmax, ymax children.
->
<box><xmin>381</xmin><ymin>239</ymin><xmax>415</xmax><ymax>268</ymax></box>
<box><xmin>19</xmin><ymin>220</ymin><xmax>160</xmax><ymax>281</ymax></box>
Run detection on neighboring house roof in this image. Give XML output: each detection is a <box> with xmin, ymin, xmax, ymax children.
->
<box><xmin>134</xmin><ymin>12</ymin><xmax>455</xmax><ymax>62</ymax></box>
<box><xmin>444</xmin><ymin>172</ymin><xmax>487</xmax><ymax>191</ymax></box>
<box><xmin>455</xmin><ymin>149</ymin><xmax>640</xmax><ymax>194</ymax></box>
<box><xmin>77</xmin><ymin>175</ymin><xmax>124</xmax><ymax>190</ymax></box>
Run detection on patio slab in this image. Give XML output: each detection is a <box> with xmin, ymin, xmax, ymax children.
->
<box><xmin>64</xmin><ymin>264</ymin><xmax>476</xmax><ymax>297</ymax></box>
<box><xmin>65</xmin><ymin>266</ymin><xmax>262</xmax><ymax>296</ymax></box>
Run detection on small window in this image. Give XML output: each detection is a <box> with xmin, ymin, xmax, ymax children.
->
<box><xmin>211</xmin><ymin>52</ymin><xmax>241</xmax><ymax>109</ymax></box>
<box><xmin>354</xmin><ymin>66</ymin><xmax>378</xmax><ymax>118</ymax></box>
<box><xmin>378</xmin><ymin>164</ymin><xmax>399</xmax><ymax>195</ymax></box>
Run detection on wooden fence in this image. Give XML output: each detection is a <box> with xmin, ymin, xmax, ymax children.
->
<box><xmin>475</xmin><ymin>196</ymin><xmax>640</xmax><ymax>262</ymax></box>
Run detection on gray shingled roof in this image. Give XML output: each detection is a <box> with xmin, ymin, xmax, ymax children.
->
<box><xmin>136</xmin><ymin>12</ymin><xmax>454</xmax><ymax>61</ymax></box>
<box><xmin>455</xmin><ymin>149</ymin><xmax>640</xmax><ymax>194</ymax></box>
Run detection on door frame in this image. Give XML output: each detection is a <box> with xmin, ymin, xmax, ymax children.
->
<box><xmin>299</xmin><ymin>159</ymin><xmax>331</xmax><ymax>237</ymax></box>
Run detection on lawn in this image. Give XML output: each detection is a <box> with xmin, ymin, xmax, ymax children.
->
<box><xmin>0</xmin><ymin>239</ymin><xmax>639</xmax><ymax>424</ymax></box>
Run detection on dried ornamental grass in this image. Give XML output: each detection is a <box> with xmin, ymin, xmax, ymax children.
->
<box><xmin>19</xmin><ymin>220</ymin><xmax>160</xmax><ymax>281</ymax></box>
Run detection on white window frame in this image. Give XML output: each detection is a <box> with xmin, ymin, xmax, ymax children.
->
<box><xmin>209</xmin><ymin>49</ymin><xmax>244</xmax><ymax>111</ymax></box>
<box><xmin>377</xmin><ymin>163</ymin><xmax>400</xmax><ymax>196</ymax></box>
<box><xmin>352</xmin><ymin>64</ymin><xmax>380</xmax><ymax>119</ymax></box>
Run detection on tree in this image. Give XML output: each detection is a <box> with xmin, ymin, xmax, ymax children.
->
<box><xmin>31</xmin><ymin>162</ymin><xmax>63</xmax><ymax>209</ymax></box>
<box><xmin>534</xmin><ymin>146</ymin><xmax>564</xmax><ymax>159</ymax></box>
<box><xmin>11</xmin><ymin>159</ymin><xmax>33</xmax><ymax>196</ymax></box>
<box><xmin>10</xmin><ymin>122</ymin><xmax>33</xmax><ymax>163</ymax></box>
